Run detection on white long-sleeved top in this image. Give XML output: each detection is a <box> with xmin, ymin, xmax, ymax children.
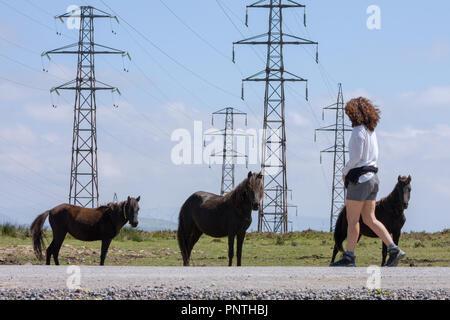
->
<box><xmin>342</xmin><ymin>125</ymin><xmax>378</xmax><ymax>183</ymax></box>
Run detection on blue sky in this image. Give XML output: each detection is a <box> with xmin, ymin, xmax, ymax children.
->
<box><xmin>0</xmin><ymin>0</ymin><xmax>449</xmax><ymax>232</ymax></box>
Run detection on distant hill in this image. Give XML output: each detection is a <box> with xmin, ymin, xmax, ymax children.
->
<box><xmin>137</xmin><ymin>217</ymin><xmax>178</xmax><ymax>232</ymax></box>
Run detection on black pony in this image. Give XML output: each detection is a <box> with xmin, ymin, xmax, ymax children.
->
<box><xmin>177</xmin><ymin>171</ymin><xmax>263</xmax><ymax>266</ymax></box>
<box><xmin>331</xmin><ymin>175</ymin><xmax>411</xmax><ymax>266</ymax></box>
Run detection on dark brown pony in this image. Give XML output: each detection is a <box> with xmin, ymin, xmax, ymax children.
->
<box><xmin>331</xmin><ymin>175</ymin><xmax>411</xmax><ymax>266</ymax></box>
<box><xmin>30</xmin><ymin>196</ymin><xmax>141</xmax><ymax>265</ymax></box>
<box><xmin>178</xmin><ymin>171</ymin><xmax>263</xmax><ymax>267</ymax></box>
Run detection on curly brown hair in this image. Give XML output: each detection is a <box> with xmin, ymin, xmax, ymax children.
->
<box><xmin>345</xmin><ymin>97</ymin><xmax>381</xmax><ymax>131</ymax></box>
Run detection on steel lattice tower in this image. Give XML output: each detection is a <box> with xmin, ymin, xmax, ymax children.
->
<box><xmin>233</xmin><ymin>0</ymin><xmax>318</xmax><ymax>233</ymax></box>
<box><xmin>315</xmin><ymin>83</ymin><xmax>352</xmax><ymax>231</ymax></box>
<box><xmin>43</xmin><ymin>6</ymin><xmax>127</xmax><ymax>208</ymax></box>
<box><xmin>205</xmin><ymin>107</ymin><xmax>249</xmax><ymax>195</ymax></box>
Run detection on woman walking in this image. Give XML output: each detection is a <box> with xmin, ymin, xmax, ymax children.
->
<box><xmin>330</xmin><ymin>97</ymin><xmax>406</xmax><ymax>267</ymax></box>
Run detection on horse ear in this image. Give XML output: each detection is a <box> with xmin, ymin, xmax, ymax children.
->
<box><xmin>127</xmin><ymin>196</ymin><xmax>131</xmax><ymax>202</ymax></box>
<box><xmin>407</xmin><ymin>175</ymin><xmax>411</xmax><ymax>183</ymax></box>
<box><xmin>136</xmin><ymin>196</ymin><xmax>141</xmax><ymax>202</ymax></box>
<box><xmin>257</xmin><ymin>171</ymin><xmax>263</xmax><ymax>179</ymax></box>
<box><xmin>398</xmin><ymin>175</ymin><xmax>401</xmax><ymax>182</ymax></box>
<box><xmin>248</xmin><ymin>171</ymin><xmax>252</xmax><ymax>179</ymax></box>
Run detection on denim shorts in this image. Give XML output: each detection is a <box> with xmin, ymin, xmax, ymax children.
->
<box><xmin>346</xmin><ymin>174</ymin><xmax>379</xmax><ymax>201</ymax></box>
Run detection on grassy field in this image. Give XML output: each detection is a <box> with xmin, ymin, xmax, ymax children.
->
<box><xmin>0</xmin><ymin>223</ymin><xmax>449</xmax><ymax>267</ymax></box>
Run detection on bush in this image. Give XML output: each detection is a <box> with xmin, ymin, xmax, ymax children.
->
<box><xmin>414</xmin><ymin>240</ymin><xmax>425</xmax><ymax>248</ymax></box>
<box><xmin>117</xmin><ymin>228</ymin><xmax>144</xmax><ymax>242</ymax></box>
<box><xmin>0</xmin><ymin>223</ymin><xmax>29</xmax><ymax>239</ymax></box>
<box><xmin>275</xmin><ymin>235</ymin><xmax>285</xmax><ymax>245</ymax></box>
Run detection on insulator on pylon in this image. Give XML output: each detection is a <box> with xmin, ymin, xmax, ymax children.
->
<box><xmin>304</xmin><ymin>7</ymin><xmax>307</xmax><ymax>27</ymax></box>
<box><xmin>241</xmin><ymin>82</ymin><xmax>244</xmax><ymax>101</ymax></box>
<box><xmin>305</xmin><ymin>82</ymin><xmax>308</xmax><ymax>101</ymax></box>
<box><xmin>316</xmin><ymin>45</ymin><xmax>319</xmax><ymax>63</ymax></box>
<box><xmin>245</xmin><ymin>8</ymin><xmax>248</xmax><ymax>27</ymax></box>
<box><xmin>232</xmin><ymin>44</ymin><xmax>235</xmax><ymax>63</ymax></box>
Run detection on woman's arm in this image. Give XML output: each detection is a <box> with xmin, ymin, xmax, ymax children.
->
<box><xmin>342</xmin><ymin>127</ymin><xmax>365</xmax><ymax>175</ymax></box>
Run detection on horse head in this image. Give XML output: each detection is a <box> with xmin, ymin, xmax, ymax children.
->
<box><xmin>396</xmin><ymin>175</ymin><xmax>412</xmax><ymax>210</ymax></box>
<box><xmin>246</xmin><ymin>171</ymin><xmax>264</xmax><ymax>211</ymax></box>
<box><xmin>125</xmin><ymin>196</ymin><xmax>141</xmax><ymax>227</ymax></box>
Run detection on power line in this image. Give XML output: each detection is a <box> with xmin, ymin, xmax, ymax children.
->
<box><xmin>99</xmin><ymin>0</ymin><xmax>240</xmax><ymax>101</ymax></box>
<box><xmin>0</xmin><ymin>75</ymin><xmax>47</xmax><ymax>91</ymax></box>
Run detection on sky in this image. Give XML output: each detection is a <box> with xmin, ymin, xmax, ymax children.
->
<box><xmin>0</xmin><ymin>0</ymin><xmax>449</xmax><ymax>232</ymax></box>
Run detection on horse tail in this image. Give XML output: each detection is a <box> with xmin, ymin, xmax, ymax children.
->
<box><xmin>177</xmin><ymin>202</ymin><xmax>189</xmax><ymax>266</ymax></box>
<box><xmin>30</xmin><ymin>210</ymin><xmax>50</xmax><ymax>260</ymax></box>
<box><xmin>333</xmin><ymin>206</ymin><xmax>348</xmax><ymax>253</ymax></box>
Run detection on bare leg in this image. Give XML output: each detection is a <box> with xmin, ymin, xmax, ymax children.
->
<box><xmin>361</xmin><ymin>200</ymin><xmax>394</xmax><ymax>246</ymax></box>
<box><xmin>345</xmin><ymin>200</ymin><xmax>365</xmax><ymax>252</ymax></box>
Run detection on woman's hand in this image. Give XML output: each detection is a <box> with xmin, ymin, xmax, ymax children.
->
<box><xmin>342</xmin><ymin>174</ymin><xmax>346</xmax><ymax>182</ymax></box>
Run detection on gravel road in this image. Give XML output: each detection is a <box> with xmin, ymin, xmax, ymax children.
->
<box><xmin>0</xmin><ymin>266</ymin><xmax>449</xmax><ymax>300</ymax></box>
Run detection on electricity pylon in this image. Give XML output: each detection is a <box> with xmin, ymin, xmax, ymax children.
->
<box><xmin>314</xmin><ymin>83</ymin><xmax>352</xmax><ymax>231</ymax></box>
<box><xmin>43</xmin><ymin>6</ymin><xmax>128</xmax><ymax>208</ymax></box>
<box><xmin>233</xmin><ymin>0</ymin><xmax>318</xmax><ymax>233</ymax></box>
<box><xmin>205</xmin><ymin>107</ymin><xmax>249</xmax><ymax>195</ymax></box>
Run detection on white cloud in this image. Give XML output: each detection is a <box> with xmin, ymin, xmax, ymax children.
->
<box><xmin>427</xmin><ymin>41</ymin><xmax>450</xmax><ymax>63</ymax></box>
<box><xmin>24</xmin><ymin>103</ymin><xmax>71</xmax><ymax>122</ymax></box>
<box><xmin>0</xmin><ymin>124</ymin><xmax>36</xmax><ymax>145</ymax></box>
<box><xmin>398</xmin><ymin>85</ymin><xmax>450</xmax><ymax>108</ymax></box>
<box><xmin>378</xmin><ymin>124</ymin><xmax>450</xmax><ymax>162</ymax></box>
<box><xmin>99</xmin><ymin>152</ymin><xmax>123</xmax><ymax>179</ymax></box>
<box><xmin>289</xmin><ymin>111</ymin><xmax>310</xmax><ymax>127</ymax></box>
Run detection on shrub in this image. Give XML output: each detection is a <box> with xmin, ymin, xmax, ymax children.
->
<box><xmin>0</xmin><ymin>223</ymin><xmax>30</xmax><ymax>239</ymax></box>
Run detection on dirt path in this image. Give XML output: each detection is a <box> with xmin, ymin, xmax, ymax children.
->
<box><xmin>0</xmin><ymin>266</ymin><xmax>448</xmax><ymax>290</ymax></box>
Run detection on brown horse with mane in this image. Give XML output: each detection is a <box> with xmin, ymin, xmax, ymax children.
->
<box><xmin>178</xmin><ymin>171</ymin><xmax>263</xmax><ymax>266</ymax></box>
<box><xmin>30</xmin><ymin>196</ymin><xmax>140</xmax><ymax>265</ymax></box>
<box><xmin>331</xmin><ymin>175</ymin><xmax>411</xmax><ymax>266</ymax></box>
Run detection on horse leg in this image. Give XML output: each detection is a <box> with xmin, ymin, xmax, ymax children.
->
<box><xmin>236</xmin><ymin>232</ymin><xmax>246</xmax><ymax>267</ymax></box>
<box><xmin>331</xmin><ymin>245</ymin><xmax>338</xmax><ymax>263</ymax></box>
<box><xmin>381</xmin><ymin>242</ymin><xmax>387</xmax><ymax>266</ymax></box>
<box><xmin>228</xmin><ymin>234</ymin><xmax>235</xmax><ymax>267</ymax></box>
<box><xmin>46</xmin><ymin>241</ymin><xmax>55</xmax><ymax>265</ymax></box>
<box><xmin>185</xmin><ymin>227</ymin><xmax>202</xmax><ymax>266</ymax></box>
<box><xmin>51</xmin><ymin>230</ymin><xmax>67</xmax><ymax>266</ymax></box>
<box><xmin>100</xmin><ymin>238</ymin><xmax>112</xmax><ymax>266</ymax></box>
<box><xmin>392</xmin><ymin>231</ymin><xmax>400</xmax><ymax>246</ymax></box>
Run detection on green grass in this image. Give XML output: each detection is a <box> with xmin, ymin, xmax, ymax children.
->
<box><xmin>0</xmin><ymin>223</ymin><xmax>448</xmax><ymax>267</ymax></box>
